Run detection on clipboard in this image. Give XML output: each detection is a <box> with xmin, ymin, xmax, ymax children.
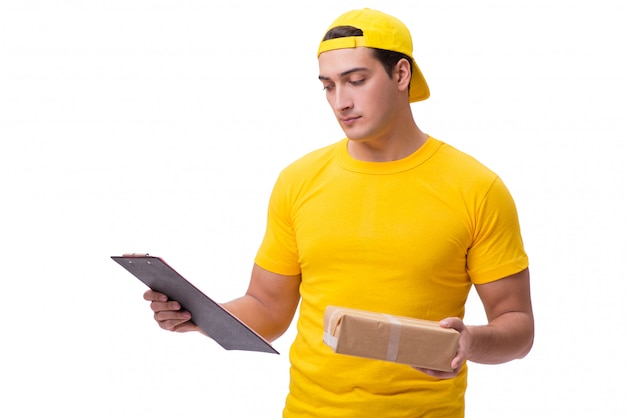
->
<box><xmin>111</xmin><ymin>254</ymin><xmax>278</xmax><ymax>354</ymax></box>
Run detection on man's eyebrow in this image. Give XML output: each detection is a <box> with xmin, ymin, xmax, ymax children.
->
<box><xmin>318</xmin><ymin>67</ymin><xmax>369</xmax><ymax>81</ymax></box>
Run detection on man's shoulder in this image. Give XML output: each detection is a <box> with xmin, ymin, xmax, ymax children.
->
<box><xmin>433</xmin><ymin>139</ymin><xmax>498</xmax><ymax>180</ymax></box>
<box><xmin>281</xmin><ymin>140</ymin><xmax>343</xmax><ymax>175</ymax></box>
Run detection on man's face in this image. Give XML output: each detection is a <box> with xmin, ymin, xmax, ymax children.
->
<box><xmin>318</xmin><ymin>47</ymin><xmax>401</xmax><ymax>143</ymax></box>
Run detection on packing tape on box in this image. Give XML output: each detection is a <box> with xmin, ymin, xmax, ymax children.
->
<box><xmin>323</xmin><ymin>332</ymin><xmax>338</xmax><ymax>349</ymax></box>
<box><xmin>382</xmin><ymin>314</ymin><xmax>401</xmax><ymax>362</ymax></box>
<box><xmin>323</xmin><ymin>308</ymin><xmax>342</xmax><ymax>349</ymax></box>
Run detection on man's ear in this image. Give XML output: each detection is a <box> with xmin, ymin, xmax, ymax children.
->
<box><xmin>395</xmin><ymin>58</ymin><xmax>412</xmax><ymax>94</ymax></box>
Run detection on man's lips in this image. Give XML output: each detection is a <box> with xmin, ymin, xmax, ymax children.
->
<box><xmin>340</xmin><ymin>116</ymin><xmax>361</xmax><ymax>125</ymax></box>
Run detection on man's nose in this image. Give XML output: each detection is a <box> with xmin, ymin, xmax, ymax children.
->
<box><xmin>333</xmin><ymin>86</ymin><xmax>353</xmax><ymax>112</ymax></box>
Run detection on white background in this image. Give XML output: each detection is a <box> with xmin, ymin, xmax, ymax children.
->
<box><xmin>1</xmin><ymin>0</ymin><xmax>625</xmax><ymax>416</ymax></box>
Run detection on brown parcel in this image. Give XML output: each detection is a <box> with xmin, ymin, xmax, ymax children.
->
<box><xmin>323</xmin><ymin>306</ymin><xmax>460</xmax><ymax>372</ymax></box>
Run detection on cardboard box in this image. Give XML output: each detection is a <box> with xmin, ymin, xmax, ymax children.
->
<box><xmin>323</xmin><ymin>306</ymin><xmax>460</xmax><ymax>372</ymax></box>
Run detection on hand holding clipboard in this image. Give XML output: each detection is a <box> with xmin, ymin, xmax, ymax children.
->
<box><xmin>112</xmin><ymin>254</ymin><xmax>278</xmax><ymax>354</ymax></box>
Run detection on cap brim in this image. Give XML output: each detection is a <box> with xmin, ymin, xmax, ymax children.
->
<box><xmin>409</xmin><ymin>62</ymin><xmax>429</xmax><ymax>102</ymax></box>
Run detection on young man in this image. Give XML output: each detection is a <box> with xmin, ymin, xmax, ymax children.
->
<box><xmin>145</xmin><ymin>8</ymin><xmax>534</xmax><ymax>417</ymax></box>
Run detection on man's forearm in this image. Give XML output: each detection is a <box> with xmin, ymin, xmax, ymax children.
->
<box><xmin>467</xmin><ymin>311</ymin><xmax>534</xmax><ymax>364</ymax></box>
<box><xmin>222</xmin><ymin>294</ymin><xmax>290</xmax><ymax>343</ymax></box>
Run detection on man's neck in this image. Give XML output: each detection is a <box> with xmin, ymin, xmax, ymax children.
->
<box><xmin>347</xmin><ymin>125</ymin><xmax>428</xmax><ymax>162</ymax></box>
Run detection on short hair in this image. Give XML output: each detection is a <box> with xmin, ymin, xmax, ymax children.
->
<box><xmin>322</xmin><ymin>25</ymin><xmax>414</xmax><ymax>81</ymax></box>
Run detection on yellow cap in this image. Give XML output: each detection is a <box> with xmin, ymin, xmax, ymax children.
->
<box><xmin>318</xmin><ymin>8</ymin><xmax>429</xmax><ymax>102</ymax></box>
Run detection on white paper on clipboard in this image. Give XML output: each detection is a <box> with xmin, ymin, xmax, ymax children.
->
<box><xmin>111</xmin><ymin>254</ymin><xmax>278</xmax><ymax>354</ymax></box>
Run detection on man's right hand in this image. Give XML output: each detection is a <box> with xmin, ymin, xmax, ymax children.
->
<box><xmin>143</xmin><ymin>290</ymin><xmax>203</xmax><ymax>334</ymax></box>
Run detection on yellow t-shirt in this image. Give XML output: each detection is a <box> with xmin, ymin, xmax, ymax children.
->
<box><xmin>255</xmin><ymin>137</ymin><xmax>528</xmax><ymax>417</ymax></box>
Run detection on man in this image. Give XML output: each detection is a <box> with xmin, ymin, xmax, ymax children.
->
<box><xmin>145</xmin><ymin>8</ymin><xmax>534</xmax><ymax>417</ymax></box>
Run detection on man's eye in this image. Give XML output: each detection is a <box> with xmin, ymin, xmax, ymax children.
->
<box><xmin>349</xmin><ymin>79</ymin><xmax>365</xmax><ymax>86</ymax></box>
<box><xmin>322</xmin><ymin>84</ymin><xmax>335</xmax><ymax>91</ymax></box>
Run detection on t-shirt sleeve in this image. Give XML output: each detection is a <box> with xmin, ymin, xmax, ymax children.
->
<box><xmin>467</xmin><ymin>176</ymin><xmax>529</xmax><ymax>284</ymax></box>
<box><xmin>254</xmin><ymin>172</ymin><xmax>302</xmax><ymax>276</ymax></box>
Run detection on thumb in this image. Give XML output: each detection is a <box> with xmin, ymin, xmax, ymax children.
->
<box><xmin>439</xmin><ymin>317</ymin><xmax>463</xmax><ymax>331</ymax></box>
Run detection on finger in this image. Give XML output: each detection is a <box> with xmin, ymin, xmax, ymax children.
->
<box><xmin>157</xmin><ymin>318</ymin><xmax>189</xmax><ymax>331</ymax></box>
<box><xmin>154</xmin><ymin>309</ymin><xmax>191</xmax><ymax>322</ymax></box>
<box><xmin>143</xmin><ymin>290</ymin><xmax>168</xmax><ymax>302</ymax></box>
<box><xmin>172</xmin><ymin>321</ymin><xmax>201</xmax><ymax>333</ymax></box>
<box><xmin>150</xmin><ymin>300</ymin><xmax>183</xmax><ymax>313</ymax></box>
<box><xmin>154</xmin><ymin>311</ymin><xmax>192</xmax><ymax>331</ymax></box>
<box><xmin>450</xmin><ymin>355</ymin><xmax>465</xmax><ymax>371</ymax></box>
<box><xmin>413</xmin><ymin>366</ymin><xmax>459</xmax><ymax>379</ymax></box>
<box><xmin>440</xmin><ymin>318</ymin><xmax>468</xmax><ymax>364</ymax></box>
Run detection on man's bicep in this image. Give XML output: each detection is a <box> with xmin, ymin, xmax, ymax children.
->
<box><xmin>247</xmin><ymin>263</ymin><xmax>301</xmax><ymax>322</ymax></box>
<box><xmin>474</xmin><ymin>268</ymin><xmax>533</xmax><ymax>322</ymax></box>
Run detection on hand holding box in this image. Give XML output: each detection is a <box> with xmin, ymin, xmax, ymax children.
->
<box><xmin>323</xmin><ymin>306</ymin><xmax>459</xmax><ymax>372</ymax></box>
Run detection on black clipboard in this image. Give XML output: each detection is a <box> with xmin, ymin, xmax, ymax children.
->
<box><xmin>111</xmin><ymin>254</ymin><xmax>278</xmax><ymax>354</ymax></box>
